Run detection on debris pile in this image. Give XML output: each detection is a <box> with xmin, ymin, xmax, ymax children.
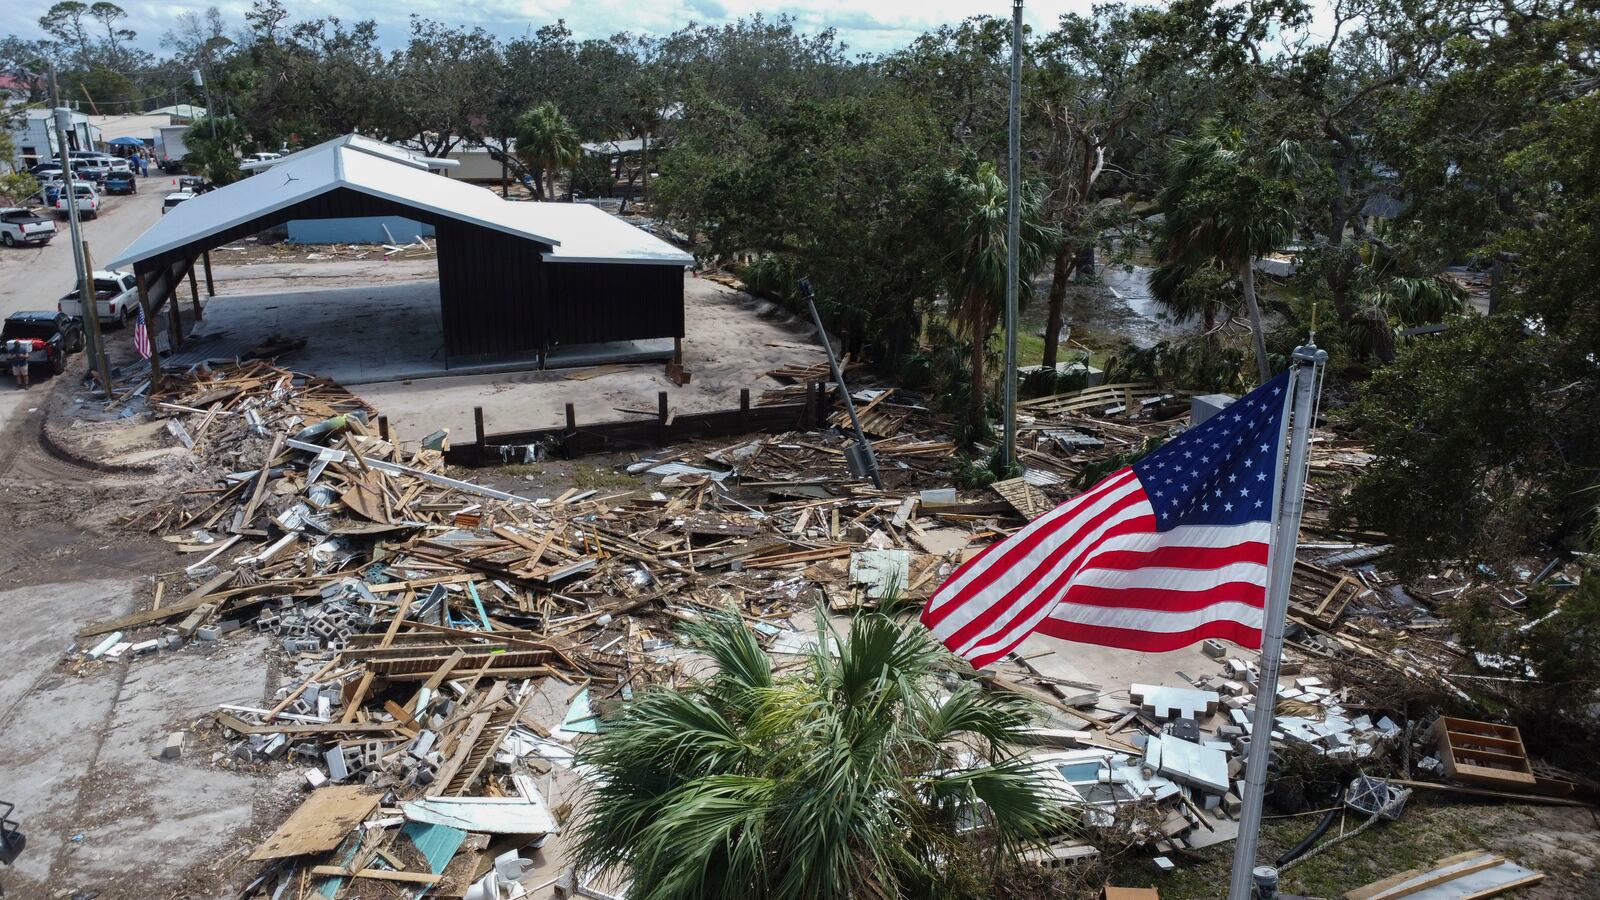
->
<box><xmin>64</xmin><ymin>362</ymin><xmax>1591</xmax><ymax>895</ymax></box>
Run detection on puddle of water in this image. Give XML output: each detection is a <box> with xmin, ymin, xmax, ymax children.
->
<box><xmin>1025</xmin><ymin>257</ymin><xmax>1198</xmax><ymax>351</ymax></box>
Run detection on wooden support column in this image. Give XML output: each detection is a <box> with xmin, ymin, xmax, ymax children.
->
<box><xmin>166</xmin><ymin>268</ymin><xmax>184</xmax><ymax>348</ymax></box>
<box><xmin>739</xmin><ymin>388</ymin><xmax>750</xmax><ymax>430</ymax></box>
<box><xmin>135</xmin><ymin>270</ymin><xmax>161</xmax><ymax>382</ymax></box>
<box><xmin>202</xmin><ymin>249</ymin><xmax>215</xmax><ymax>296</ymax></box>
<box><xmin>657</xmin><ymin>391</ymin><xmax>669</xmax><ymax>443</ymax></box>
<box><xmin>188</xmin><ymin>260</ymin><xmax>203</xmax><ymax>321</ymax></box>
<box><xmin>673</xmin><ymin>335</ymin><xmax>683</xmax><ymax>366</ymax></box>
<box><xmin>564</xmin><ymin>402</ymin><xmax>576</xmax><ymax>433</ymax></box>
<box><xmin>473</xmin><ymin>406</ymin><xmax>486</xmax><ymax>465</ymax></box>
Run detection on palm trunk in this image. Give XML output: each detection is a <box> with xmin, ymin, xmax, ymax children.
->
<box><xmin>1240</xmin><ymin>263</ymin><xmax>1270</xmax><ymax>383</ymax></box>
<box><xmin>968</xmin><ymin>322</ymin><xmax>988</xmax><ymax>433</ymax></box>
<box><xmin>1041</xmin><ymin>242</ymin><xmax>1075</xmax><ymax>370</ymax></box>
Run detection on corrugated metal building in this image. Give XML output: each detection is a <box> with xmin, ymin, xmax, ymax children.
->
<box><xmin>108</xmin><ymin>134</ymin><xmax>692</xmax><ymax>362</ymax></box>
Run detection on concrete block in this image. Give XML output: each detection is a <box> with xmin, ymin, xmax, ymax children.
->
<box><xmin>305</xmin><ymin>768</ymin><xmax>328</xmax><ymax>789</ymax></box>
<box><xmin>411</xmin><ymin>730</ymin><xmax>436</xmax><ymax>759</ymax></box>
<box><xmin>158</xmin><ymin>634</ymin><xmax>184</xmax><ymax>650</ymax></box>
<box><xmin>161</xmin><ymin>732</ymin><xmax>185</xmax><ymax>760</ymax></box>
<box><xmin>130</xmin><ymin>639</ymin><xmax>160</xmax><ymax>656</ymax></box>
<box><xmin>1222</xmin><ymin>792</ymin><xmax>1242</xmax><ymax>815</ymax></box>
<box><xmin>325</xmin><ymin>747</ymin><xmax>350</xmax><ymax>781</ymax></box>
<box><xmin>1201</xmin><ymin>638</ymin><xmax>1227</xmax><ymax>659</ymax></box>
<box><xmin>1190</xmin><ymin>393</ymin><xmax>1236</xmax><ymax>425</ymax></box>
<box><xmin>196</xmin><ymin>625</ymin><xmax>222</xmax><ymax>642</ymax></box>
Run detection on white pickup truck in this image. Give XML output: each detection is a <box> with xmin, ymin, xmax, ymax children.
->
<box><xmin>58</xmin><ymin>270</ymin><xmax>141</xmax><ymax>328</ymax></box>
<box><xmin>54</xmin><ymin>183</ymin><xmax>101</xmax><ymax>219</ymax></box>
<box><xmin>0</xmin><ymin>208</ymin><xmax>57</xmax><ymax>247</ymax></box>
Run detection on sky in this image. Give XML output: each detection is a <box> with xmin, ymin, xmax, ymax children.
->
<box><xmin>3</xmin><ymin>0</ymin><xmax>1106</xmax><ymax>58</ymax></box>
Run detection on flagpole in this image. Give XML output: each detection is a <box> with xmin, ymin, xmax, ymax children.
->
<box><xmin>1227</xmin><ymin>343</ymin><xmax>1326</xmax><ymax>900</ymax></box>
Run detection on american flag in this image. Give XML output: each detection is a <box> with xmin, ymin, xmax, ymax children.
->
<box><xmin>133</xmin><ymin>305</ymin><xmax>152</xmax><ymax>359</ymax></box>
<box><xmin>922</xmin><ymin>370</ymin><xmax>1292</xmax><ymax>666</ymax></box>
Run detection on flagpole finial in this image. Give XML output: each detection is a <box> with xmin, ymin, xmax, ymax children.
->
<box><xmin>1292</xmin><ymin>343</ymin><xmax>1327</xmax><ymax>365</ymax></box>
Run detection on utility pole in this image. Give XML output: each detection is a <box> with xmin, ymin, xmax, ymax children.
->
<box><xmin>193</xmin><ymin>69</ymin><xmax>216</xmax><ymax>138</ymax></box>
<box><xmin>46</xmin><ymin>62</ymin><xmax>112</xmax><ymax>397</ymax></box>
<box><xmin>1001</xmin><ymin>0</ymin><xmax>1024</xmax><ymax>472</ymax></box>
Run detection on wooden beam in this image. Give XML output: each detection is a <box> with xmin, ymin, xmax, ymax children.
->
<box><xmin>187</xmin><ymin>257</ymin><xmax>203</xmax><ymax>320</ymax></box>
<box><xmin>202</xmin><ymin>249</ymin><xmax>214</xmax><ymax>296</ymax></box>
<box><xmin>309</xmin><ymin>867</ymin><xmax>440</xmax><ymax>885</ymax></box>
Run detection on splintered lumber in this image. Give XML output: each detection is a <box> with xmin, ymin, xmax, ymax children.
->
<box><xmin>248</xmin><ymin>785</ymin><xmax>381</xmax><ymax>861</ymax></box>
<box><xmin>77</xmin><ymin>568</ymin><xmax>236</xmax><ymax>637</ymax></box>
<box><xmin>309</xmin><ymin>866</ymin><xmax>442</xmax><ymax>885</ymax></box>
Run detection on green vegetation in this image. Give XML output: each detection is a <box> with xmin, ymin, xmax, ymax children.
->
<box><xmin>570</xmin><ymin>608</ymin><xmax>1070</xmax><ymax>900</ymax></box>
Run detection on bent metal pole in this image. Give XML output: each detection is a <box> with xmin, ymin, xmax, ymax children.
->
<box><xmin>1227</xmin><ymin>344</ymin><xmax>1326</xmax><ymax>900</ymax></box>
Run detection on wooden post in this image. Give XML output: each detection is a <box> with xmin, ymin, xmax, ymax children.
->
<box><xmin>377</xmin><ymin>416</ymin><xmax>390</xmax><ymax>442</ymax></box>
<box><xmin>564</xmin><ymin>402</ymin><xmax>576</xmax><ymax>433</ymax></box>
<box><xmin>187</xmin><ymin>260</ymin><xmax>202</xmax><ymax>321</ymax></box>
<box><xmin>673</xmin><ymin>335</ymin><xmax>683</xmax><ymax>366</ymax></box>
<box><xmin>803</xmin><ymin>379</ymin><xmax>817</xmax><ymax>428</ymax></box>
<box><xmin>473</xmin><ymin>406</ymin><xmax>486</xmax><ymax>465</ymax></box>
<box><xmin>202</xmin><ymin>249</ymin><xmax>214</xmax><ymax>296</ymax></box>
<box><xmin>135</xmin><ymin>270</ymin><xmax>161</xmax><ymax>383</ymax></box>
<box><xmin>657</xmin><ymin>391</ymin><xmax>669</xmax><ymax>443</ymax></box>
<box><xmin>739</xmin><ymin>388</ymin><xmax>750</xmax><ymax>430</ymax></box>
<box><xmin>166</xmin><ymin>268</ymin><xmax>184</xmax><ymax>347</ymax></box>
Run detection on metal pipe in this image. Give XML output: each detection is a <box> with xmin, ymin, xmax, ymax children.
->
<box><xmin>1227</xmin><ymin>344</ymin><xmax>1327</xmax><ymax>900</ymax></box>
<box><xmin>798</xmin><ymin>278</ymin><xmax>882</xmax><ymax>489</ymax></box>
<box><xmin>1002</xmin><ymin>0</ymin><xmax>1024</xmax><ymax>471</ymax></box>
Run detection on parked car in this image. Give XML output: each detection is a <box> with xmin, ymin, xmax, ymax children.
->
<box><xmin>102</xmin><ymin>170</ymin><xmax>137</xmax><ymax>195</ymax></box>
<box><xmin>177</xmin><ymin>175</ymin><xmax>213</xmax><ymax>194</ymax></box>
<box><xmin>0</xmin><ymin>208</ymin><xmax>57</xmax><ymax>247</ymax></box>
<box><xmin>1</xmin><ymin>311</ymin><xmax>82</xmax><ymax>375</ymax></box>
<box><xmin>162</xmin><ymin>190</ymin><xmax>196</xmax><ymax>214</ymax></box>
<box><xmin>246</xmin><ymin>152</ymin><xmax>281</xmax><ymax>163</ymax></box>
<box><xmin>38</xmin><ymin>175</ymin><xmax>65</xmax><ymax>205</ymax></box>
<box><xmin>58</xmin><ymin>270</ymin><xmax>141</xmax><ymax>328</ymax></box>
<box><xmin>55</xmin><ymin>183</ymin><xmax>101</xmax><ymax>219</ymax></box>
<box><xmin>27</xmin><ymin>162</ymin><xmax>62</xmax><ymax>178</ymax></box>
<box><xmin>68</xmin><ymin>158</ymin><xmax>108</xmax><ymax>183</ymax></box>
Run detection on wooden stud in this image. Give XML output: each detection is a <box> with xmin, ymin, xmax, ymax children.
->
<box><xmin>473</xmin><ymin>406</ymin><xmax>486</xmax><ymax>463</ymax></box>
<box><xmin>565</xmin><ymin>402</ymin><xmax>576</xmax><ymax>432</ymax></box>
<box><xmin>187</xmin><ymin>259</ymin><xmax>203</xmax><ymax>321</ymax></box>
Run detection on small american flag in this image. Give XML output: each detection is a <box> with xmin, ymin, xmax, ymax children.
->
<box><xmin>133</xmin><ymin>305</ymin><xmax>152</xmax><ymax>359</ymax></box>
<box><xmin>922</xmin><ymin>370</ymin><xmax>1293</xmax><ymax>665</ymax></box>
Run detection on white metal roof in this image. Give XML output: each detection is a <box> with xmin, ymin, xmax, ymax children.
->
<box><xmin>106</xmin><ymin>134</ymin><xmax>690</xmax><ymax>269</ymax></box>
<box><xmin>508</xmin><ymin>204</ymin><xmax>693</xmax><ymax>266</ymax></box>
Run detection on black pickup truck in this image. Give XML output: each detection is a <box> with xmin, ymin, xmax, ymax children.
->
<box><xmin>2</xmin><ymin>311</ymin><xmax>83</xmax><ymax>375</ymax></box>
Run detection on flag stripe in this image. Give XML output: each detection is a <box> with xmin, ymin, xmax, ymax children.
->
<box><xmin>1088</xmin><ymin>542</ymin><xmax>1269</xmax><ymax>572</ymax></box>
<box><xmin>1027</xmin><ymin>615</ymin><xmax>1265</xmax><ymax>657</ymax></box>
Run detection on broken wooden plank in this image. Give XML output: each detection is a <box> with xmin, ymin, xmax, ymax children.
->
<box><xmin>248</xmin><ymin>785</ymin><xmax>381</xmax><ymax>861</ymax></box>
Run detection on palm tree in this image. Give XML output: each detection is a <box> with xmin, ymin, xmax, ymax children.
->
<box><xmin>1150</xmin><ymin>124</ymin><xmax>1300</xmax><ymax>383</ymax></box>
<box><xmin>514</xmin><ymin>102</ymin><xmax>581</xmax><ymax>201</ymax></box>
<box><xmin>937</xmin><ymin>160</ymin><xmax>1060</xmax><ymax>434</ymax></box>
<box><xmin>570</xmin><ymin>608</ymin><xmax>1070</xmax><ymax>900</ymax></box>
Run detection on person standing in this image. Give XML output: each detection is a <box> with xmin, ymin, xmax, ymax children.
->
<box><xmin>7</xmin><ymin>339</ymin><xmax>31</xmax><ymax>389</ymax></box>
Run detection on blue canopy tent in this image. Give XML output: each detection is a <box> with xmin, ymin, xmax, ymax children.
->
<box><xmin>107</xmin><ymin>137</ymin><xmax>146</xmax><ymax>146</ymax></box>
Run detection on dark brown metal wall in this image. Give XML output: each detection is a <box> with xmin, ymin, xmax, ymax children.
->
<box><xmin>130</xmin><ymin>185</ymin><xmax>684</xmax><ymax>360</ymax></box>
<box><xmin>543</xmin><ymin>262</ymin><xmax>685</xmax><ymax>347</ymax></box>
<box><xmin>434</xmin><ymin>220</ymin><xmax>544</xmax><ymax>359</ymax></box>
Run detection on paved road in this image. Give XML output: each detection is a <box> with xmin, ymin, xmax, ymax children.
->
<box><xmin>0</xmin><ymin>173</ymin><xmax>166</xmax><ymax>319</ymax></box>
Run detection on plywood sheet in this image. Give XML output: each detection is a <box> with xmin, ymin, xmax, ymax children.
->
<box><xmin>248</xmin><ymin>785</ymin><xmax>381</xmax><ymax>861</ymax></box>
